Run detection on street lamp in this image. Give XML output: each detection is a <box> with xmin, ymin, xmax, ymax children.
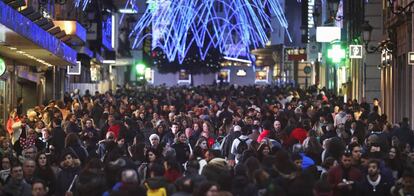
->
<box><xmin>387</xmin><ymin>0</ymin><xmax>414</xmax><ymax>16</ymax></box>
<box><xmin>361</xmin><ymin>21</ymin><xmax>393</xmax><ymax>54</ymax></box>
<box><xmin>327</xmin><ymin>0</ymin><xmax>343</xmax><ymax>22</ymax></box>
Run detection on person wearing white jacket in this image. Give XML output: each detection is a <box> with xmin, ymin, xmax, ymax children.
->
<box><xmin>11</xmin><ymin>119</ymin><xmax>30</xmax><ymax>145</ymax></box>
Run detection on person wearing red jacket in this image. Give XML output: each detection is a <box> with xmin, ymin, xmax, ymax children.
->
<box><xmin>257</xmin><ymin>121</ymin><xmax>275</xmax><ymax>143</ymax></box>
<box><xmin>6</xmin><ymin>110</ymin><xmax>20</xmax><ymax>137</ymax></box>
<box><xmin>327</xmin><ymin>151</ymin><xmax>362</xmax><ymax>196</ymax></box>
<box><xmin>286</xmin><ymin>120</ymin><xmax>311</xmax><ymax>146</ymax></box>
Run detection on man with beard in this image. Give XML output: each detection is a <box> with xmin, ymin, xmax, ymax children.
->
<box><xmin>328</xmin><ymin>150</ymin><xmax>362</xmax><ymax>196</ymax></box>
<box><xmin>358</xmin><ymin>159</ymin><xmax>393</xmax><ymax>195</ymax></box>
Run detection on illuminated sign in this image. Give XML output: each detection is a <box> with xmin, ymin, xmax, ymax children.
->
<box><xmin>0</xmin><ymin>58</ymin><xmax>6</xmax><ymax>76</ymax></box>
<box><xmin>236</xmin><ymin>69</ymin><xmax>247</xmax><ymax>76</ymax></box>
<box><xmin>102</xmin><ymin>15</ymin><xmax>114</xmax><ymax>50</ymax></box>
<box><xmin>67</xmin><ymin>61</ymin><xmax>81</xmax><ymax>75</ymax></box>
<box><xmin>349</xmin><ymin>45</ymin><xmax>363</xmax><ymax>59</ymax></box>
<box><xmin>316</xmin><ymin>26</ymin><xmax>341</xmax><ymax>43</ymax></box>
<box><xmin>216</xmin><ymin>69</ymin><xmax>230</xmax><ymax>82</ymax></box>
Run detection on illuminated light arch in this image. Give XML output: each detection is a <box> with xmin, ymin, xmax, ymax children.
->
<box><xmin>130</xmin><ymin>0</ymin><xmax>292</xmax><ymax>63</ymax></box>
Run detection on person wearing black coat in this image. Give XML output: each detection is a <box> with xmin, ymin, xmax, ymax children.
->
<box><xmin>34</xmin><ymin>153</ymin><xmax>57</xmax><ymax>196</ymax></box>
<box><xmin>221</xmin><ymin>126</ymin><xmax>242</xmax><ymax>159</ymax></box>
<box><xmin>65</xmin><ymin>133</ymin><xmax>89</xmax><ymax>164</ymax></box>
<box><xmin>171</xmin><ymin>132</ymin><xmax>191</xmax><ymax>165</ymax></box>
<box><xmin>50</xmin><ymin>118</ymin><xmax>66</xmax><ymax>156</ymax></box>
<box><xmin>357</xmin><ymin>159</ymin><xmax>393</xmax><ymax>196</ymax></box>
<box><xmin>56</xmin><ymin>149</ymin><xmax>81</xmax><ymax>196</ymax></box>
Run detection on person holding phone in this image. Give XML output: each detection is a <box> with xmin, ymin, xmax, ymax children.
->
<box><xmin>328</xmin><ymin>150</ymin><xmax>362</xmax><ymax>196</ymax></box>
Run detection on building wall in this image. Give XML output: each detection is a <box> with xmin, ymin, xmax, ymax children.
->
<box><xmin>364</xmin><ymin>0</ymin><xmax>382</xmax><ymax>103</ymax></box>
<box><xmin>152</xmin><ymin>66</ymin><xmax>269</xmax><ymax>86</ymax></box>
<box><xmin>381</xmin><ymin>0</ymin><xmax>414</xmax><ymax>127</ymax></box>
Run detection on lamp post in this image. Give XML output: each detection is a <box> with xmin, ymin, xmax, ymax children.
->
<box><xmin>386</xmin><ymin>0</ymin><xmax>414</xmax><ymax>16</ymax></box>
<box><xmin>361</xmin><ymin>21</ymin><xmax>394</xmax><ymax>54</ymax></box>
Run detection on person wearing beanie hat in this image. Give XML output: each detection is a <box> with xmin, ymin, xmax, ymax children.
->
<box><xmin>149</xmin><ymin>134</ymin><xmax>160</xmax><ymax>147</ymax></box>
<box><xmin>149</xmin><ymin>134</ymin><xmax>164</xmax><ymax>157</ymax></box>
<box><xmin>56</xmin><ymin>148</ymin><xmax>81</xmax><ymax>196</ymax></box>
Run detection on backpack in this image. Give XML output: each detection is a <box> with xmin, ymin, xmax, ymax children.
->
<box><xmin>236</xmin><ymin>137</ymin><xmax>249</xmax><ymax>154</ymax></box>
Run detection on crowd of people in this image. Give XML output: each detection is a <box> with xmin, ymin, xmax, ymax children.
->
<box><xmin>0</xmin><ymin>84</ymin><xmax>412</xmax><ymax>196</ymax></box>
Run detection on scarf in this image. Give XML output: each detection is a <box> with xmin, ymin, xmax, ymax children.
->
<box><xmin>367</xmin><ymin>174</ymin><xmax>381</xmax><ymax>192</ymax></box>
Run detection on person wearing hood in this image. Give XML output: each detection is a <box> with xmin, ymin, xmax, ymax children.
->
<box><xmin>55</xmin><ymin>149</ymin><xmax>81</xmax><ymax>196</ymax></box>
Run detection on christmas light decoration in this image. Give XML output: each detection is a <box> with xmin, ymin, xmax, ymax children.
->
<box><xmin>130</xmin><ymin>0</ymin><xmax>291</xmax><ymax>63</ymax></box>
<box><xmin>74</xmin><ymin>0</ymin><xmax>90</xmax><ymax>11</ymax></box>
<box><xmin>119</xmin><ymin>0</ymin><xmax>139</xmax><ymax>25</ymax></box>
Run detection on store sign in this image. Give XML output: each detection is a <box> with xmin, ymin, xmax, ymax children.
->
<box><xmin>349</xmin><ymin>45</ymin><xmax>363</xmax><ymax>59</ymax></box>
<box><xmin>236</xmin><ymin>69</ymin><xmax>247</xmax><ymax>76</ymax></box>
<box><xmin>408</xmin><ymin>52</ymin><xmax>414</xmax><ymax>65</ymax></box>
<box><xmin>304</xmin><ymin>66</ymin><xmax>312</xmax><ymax>74</ymax></box>
<box><xmin>0</xmin><ymin>58</ymin><xmax>5</xmax><ymax>76</ymax></box>
<box><xmin>316</xmin><ymin>26</ymin><xmax>341</xmax><ymax>43</ymax></box>
<box><xmin>216</xmin><ymin>69</ymin><xmax>230</xmax><ymax>83</ymax></box>
<box><xmin>178</xmin><ymin>69</ymin><xmax>191</xmax><ymax>84</ymax></box>
<box><xmin>67</xmin><ymin>61</ymin><xmax>81</xmax><ymax>75</ymax></box>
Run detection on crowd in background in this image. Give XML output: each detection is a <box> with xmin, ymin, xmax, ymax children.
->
<box><xmin>0</xmin><ymin>84</ymin><xmax>412</xmax><ymax>196</ymax></box>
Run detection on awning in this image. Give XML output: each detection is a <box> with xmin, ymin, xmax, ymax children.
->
<box><xmin>0</xmin><ymin>0</ymin><xmax>77</xmax><ymax>67</ymax></box>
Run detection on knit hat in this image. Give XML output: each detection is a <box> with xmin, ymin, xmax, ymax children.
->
<box><xmin>233</xmin><ymin>125</ymin><xmax>242</xmax><ymax>132</ymax></box>
<box><xmin>149</xmin><ymin>134</ymin><xmax>160</xmax><ymax>141</ymax></box>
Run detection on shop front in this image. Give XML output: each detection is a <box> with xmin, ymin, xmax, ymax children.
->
<box><xmin>0</xmin><ymin>0</ymin><xmax>77</xmax><ymax>130</ymax></box>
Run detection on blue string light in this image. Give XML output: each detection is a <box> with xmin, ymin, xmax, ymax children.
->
<box><xmin>74</xmin><ymin>0</ymin><xmax>90</xmax><ymax>11</ymax></box>
<box><xmin>130</xmin><ymin>0</ymin><xmax>291</xmax><ymax>63</ymax></box>
<box><xmin>119</xmin><ymin>0</ymin><xmax>139</xmax><ymax>25</ymax></box>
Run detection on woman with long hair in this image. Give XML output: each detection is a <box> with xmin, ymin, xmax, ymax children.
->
<box><xmin>34</xmin><ymin>152</ymin><xmax>57</xmax><ymax>195</ymax></box>
<box><xmin>385</xmin><ymin>147</ymin><xmax>404</xmax><ymax>179</ymax></box>
<box><xmin>257</xmin><ymin>143</ymin><xmax>271</xmax><ymax>162</ymax></box>
<box><xmin>194</xmin><ymin>137</ymin><xmax>209</xmax><ymax>157</ymax></box>
<box><xmin>171</xmin><ymin>131</ymin><xmax>192</xmax><ymax>166</ymax></box>
<box><xmin>201</xmin><ymin>121</ymin><xmax>216</xmax><ymax>148</ymax></box>
<box><xmin>138</xmin><ymin>149</ymin><xmax>161</xmax><ymax>182</ymax></box>
<box><xmin>65</xmin><ymin>133</ymin><xmax>88</xmax><ymax>164</ymax></box>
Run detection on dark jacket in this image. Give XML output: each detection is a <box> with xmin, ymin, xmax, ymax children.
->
<box><xmin>66</xmin><ymin>122</ymin><xmax>81</xmax><ymax>134</ymax></box>
<box><xmin>161</xmin><ymin>131</ymin><xmax>175</xmax><ymax>146</ymax></box>
<box><xmin>231</xmin><ymin>175</ymin><xmax>258</xmax><ymax>196</ymax></box>
<box><xmin>357</xmin><ymin>175</ymin><xmax>393</xmax><ymax>196</ymax></box>
<box><xmin>2</xmin><ymin>179</ymin><xmax>32</xmax><ymax>196</ymax></box>
<box><xmin>222</xmin><ymin>131</ymin><xmax>241</xmax><ymax>159</ymax></box>
<box><xmin>34</xmin><ymin>167</ymin><xmax>57</xmax><ymax>195</ymax></box>
<box><xmin>51</xmin><ymin>126</ymin><xmax>66</xmax><ymax>155</ymax></box>
<box><xmin>171</xmin><ymin>142</ymin><xmax>191</xmax><ymax>165</ymax></box>
<box><xmin>66</xmin><ymin>144</ymin><xmax>88</xmax><ymax>164</ymax></box>
<box><xmin>56</xmin><ymin>166</ymin><xmax>80</xmax><ymax>196</ymax></box>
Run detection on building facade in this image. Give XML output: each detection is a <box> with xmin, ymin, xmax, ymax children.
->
<box><xmin>381</xmin><ymin>0</ymin><xmax>414</xmax><ymax>127</ymax></box>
